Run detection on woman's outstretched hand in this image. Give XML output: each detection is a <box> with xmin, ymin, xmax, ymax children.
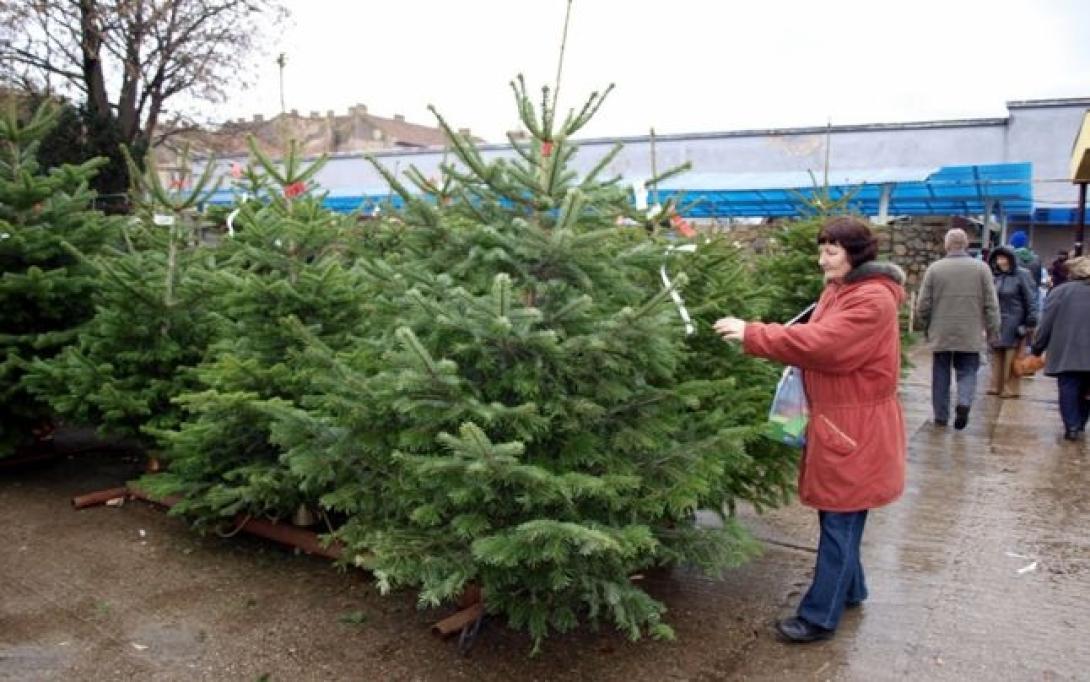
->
<box><xmin>714</xmin><ymin>316</ymin><xmax>746</xmax><ymax>342</ymax></box>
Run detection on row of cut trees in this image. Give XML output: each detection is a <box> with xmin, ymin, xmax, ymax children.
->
<box><xmin>2</xmin><ymin>83</ymin><xmax>821</xmax><ymax>650</ymax></box>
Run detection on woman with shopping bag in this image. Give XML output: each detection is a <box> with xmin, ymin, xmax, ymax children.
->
<box><xmin>715</xmin><ymin>216</ymin><xmax>906</xmax><ymax>644</ymax></box>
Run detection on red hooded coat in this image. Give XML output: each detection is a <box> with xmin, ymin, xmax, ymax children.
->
<box><xmin>744</xmin><ymin>261</ymin><xmax>907</xmax><ymax>511</ymax></box>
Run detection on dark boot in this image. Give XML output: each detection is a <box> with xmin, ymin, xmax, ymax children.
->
<box><xmin>954</xmin><ymin>405</ymin><xmax>970</xmax><ymax>430</ymax></box>
<box><xmin>775</xmin><ymin>617</ymin><xmax>833</xmax><ymax>643</ymax></box>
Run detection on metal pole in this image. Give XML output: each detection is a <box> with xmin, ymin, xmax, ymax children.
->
<box><xmin>877</xmin><ymin>183</ymin><xmax>892</xmax><ymax>224</ymax></box>
<box><xmin>650</xmin><ymin>127</ymin><xmax>658</xmax><ymax>208</ymax></box>
<box><xmin>1076</xmin><ymin>182</ymin><xmax>1087</xmax><ymax>256</ymax></box>
<box><xmin>983</xmin><ymin>199</ymin><xmax>996</xmax><ymax>249</ymax></box>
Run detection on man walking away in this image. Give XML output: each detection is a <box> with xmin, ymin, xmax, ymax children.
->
<box><xmin>916</xmin><ymin>228</ymin><xmax>1001</xmax><ymax>429</ymax></box>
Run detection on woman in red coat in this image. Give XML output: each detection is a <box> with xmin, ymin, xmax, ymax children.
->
<box><xmin>716</xmin><ymin>216</ymin><xmax>907</xmax><ymax>643</ymax></box>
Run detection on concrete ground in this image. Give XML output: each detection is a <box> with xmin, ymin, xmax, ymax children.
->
<box><xmin>1</xmin><ymin>346</ymin><xmax>1087</xmax><ymax>681</ymax></box>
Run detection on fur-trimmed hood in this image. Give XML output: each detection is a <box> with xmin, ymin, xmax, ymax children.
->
<box><xmin>844</xmin><ymin>260</ymin><xmax>906</xmax><ymax>286</ymax></box>
<box><xmin>837</xmin><ymin>260</ymin><xmax>906</xmax><ymax>306</ymax></box>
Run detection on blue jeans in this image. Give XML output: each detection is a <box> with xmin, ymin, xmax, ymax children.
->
<box><xmin>932</xmin><ymin>351</ymin><xmax>981</xmax><ymax>422</ymax></box>
<box><xmin>1057</xmin><ymin>372</ymin><xmax>1090</xmax><ymax>432</ymax></box>
<box><xmin>797</xmin><ymin>510</ymin><xmax>869</xmax><ymax>631</ymax></box>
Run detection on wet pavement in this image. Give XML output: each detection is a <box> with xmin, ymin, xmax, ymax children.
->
<box><xmin>726</xmin><ymin>346</ymin><xmax>1090</xmax><ymax>681</ymax></box>
<box><xmin>1</xmin><ymin>346</ymin><xmax>1087</xmax><ymax>681</ymax></box>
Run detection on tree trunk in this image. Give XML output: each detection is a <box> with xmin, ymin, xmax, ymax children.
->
<box><xmin>116</xmin><ymin>1</ymin><xmax>147</xmax><ymax>143</ymax></box>
<box><xmin>78</xmin><ymin>0</ymin><xmax>112</xmax><ymax>122</ymax></box>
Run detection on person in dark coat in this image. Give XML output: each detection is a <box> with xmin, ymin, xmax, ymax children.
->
<box><xmin>987</xmin><ymin>246</ymin><xmax>1038</xmax><ymax>398</ymax></box>
<box><xmin>715</xmin><ymin>217</ymin><xmax>906</xmax><ymax>644</ymax></box>
<box><xmin>1031</xmin><ymin>256</ymin><xmax>1090</xmax><ymax>440</ymax></box>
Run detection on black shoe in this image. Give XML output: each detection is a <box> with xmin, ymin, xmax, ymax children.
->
<box><xmin>954</xmin><ymin>405</ymin><xmax>970</xmax><ymax>430</ymax></box>
<box><xmin>934</xmin><ymin>418</ymin><xmax>948</xmax><ymax>427</ymax></box>
<box><xmin>1064</xmin><ymin>430</ymin><xmax>1081</xmax><ymax>441</ymax></box>
<box><xmin>775</xmin><ymin>617</ymin><xmax>833</xmax><ymax>643</ymax></box>
<box><xmin>845</xmin><ymin>599</ymin><xmax>864</xmax><ymax>609</ymax></box>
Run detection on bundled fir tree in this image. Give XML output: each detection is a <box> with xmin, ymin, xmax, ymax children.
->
<box><xmin>267</xmin><ymin>78</ymin><xmax>793</xmax><ymax>651</ymax></box>
<box><xmin>756</xmin><ymin>172</ymin><xmax>862</xmax><ymax>323</ymax></box>
<box><xmin>140</xmin><ymin>140</ymin><xmax>376</xmax><ymax>525</ymax></box>
<box><xmin>25</xmin><ymin>149</ymin><xmax>221</xmax><ymax>450</ymax></box>
<box><xmin>665</xmin><ymin>237</ymin><xmax>796</xmax><ymax>511</ymax></box>
<box><xmin>0</xmin><ymin>102</ymin><xmax>118</xmax><ymax>457</ymax></box>
<box><xmin>757</xmin><ymin>217</ymin><xmax>826</xmax><ymax>324</ymax></box>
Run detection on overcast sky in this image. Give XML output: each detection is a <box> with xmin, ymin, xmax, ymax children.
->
<box><xmin>210</xmin><ymin>0</ymin><xmax>1090</xmax><ymax>142</ymax></box>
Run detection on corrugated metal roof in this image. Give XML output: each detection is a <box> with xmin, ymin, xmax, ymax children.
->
<box><xmin>203</xmin><ymin>163</ymin><xmax>1033</xmax><ymax>220</ymax></box>
<box><xmin>653</xmin><ymin>163</ymin><xmax>1033</xmax><ymax>218</ymax></box>
<box><xmin>653</xmin><ymin>167</ymin><xmax>938</xmax><ymax>192</ymax></box>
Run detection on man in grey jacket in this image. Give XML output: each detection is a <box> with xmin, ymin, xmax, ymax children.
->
<box><xmin>916</xmin><ymin>229</ymin><xmax>1001</xmax><ymax>429</ymax></box>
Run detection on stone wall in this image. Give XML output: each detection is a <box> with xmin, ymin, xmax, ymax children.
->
<box><xmin>704</xmin><ymin>217</ymin><xmax>981</xmax><ymax>294</ymax></box>
<box><xmin>874</xmin><ymin>218</ymin><xmax>949</xmax><ymax>291</ymax></box>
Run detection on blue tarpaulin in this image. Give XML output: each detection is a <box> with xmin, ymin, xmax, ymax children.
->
<box><xmin>652</xmin><ymin>163</ymin><xmax>1033</xmax><ymax>218</ymax></box>
<box><xmin>202</xmin><ymin>162</ymin><xmax>1035</xmax><ymax>220</ymax></box>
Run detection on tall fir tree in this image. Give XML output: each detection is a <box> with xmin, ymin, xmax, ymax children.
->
<box><xmin>140</xmin><ymin>139</ymin><xmax>376</xmax><ymax>525</ymax></box>
<box><xmin>266</xmin><ymin>78</ymin><xmax>793</xmax><ymax>651</ymax></box>
<box><xmin>759</xmin><ymin>165</ymin><xmax>863</xmax><ymax>323</ymax></box>
<box><xmin>666</xmin><ymin>237</ymin><xmax>795</xmax><ymax>512</ymax></box>
<box><xmin>25</xmin><ymin>148</ymin><xmax>221</xmax><ymax>449</ymax></box>
<box><xmin>757</xmin><ymin>217</ymin><xmax>826</xmax><ymax>324</ymax></box>
<box><xmin>0</xmin><ymin>102</ymin><xmax>118</xmax><ymax>457</ymax></box>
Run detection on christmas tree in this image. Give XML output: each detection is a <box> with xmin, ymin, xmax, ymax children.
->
<box><xmin>140</xmin><ymin>139</ymin><xmax>376</xmax><ymax>525</ymax></box>
<box><xmin>267</xmin><ymin>78</ymin><xmax>791</xmax><ymax>651</ymax></box>
<box><xmin>0</xmin><ymin>102</ymin><xmax>118</xmax><ymax>457</ymax></box>
<box><xmin>757</xmin><ymin>169</ymin><xmax>861</xmax><ymax>323</ymax></box>
<box><xmin>25</xmin><ymin>148</ymin><xmax>221</xmax><ymax>450</ymax></box>
<box><xmin>758</xmin><ymin>217</ymin><xmax>826</xmax><ymax>324</ymax></box>
<box><xmin>665</xmin><ymin>237</ymin><xmax>795</xmax><ymax>512</ymax></box>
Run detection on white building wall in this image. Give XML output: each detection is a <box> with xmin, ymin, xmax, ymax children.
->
<box><xmin>198</xmin><ymin>98</ymin><xmax>1090</xmax><ymax>211</ymax></box>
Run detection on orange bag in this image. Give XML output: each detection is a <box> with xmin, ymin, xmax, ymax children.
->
<box><xmin>1013</xmin><ymin>352</ymin><xmax>1046</xmax><ymax>377</ymax></box>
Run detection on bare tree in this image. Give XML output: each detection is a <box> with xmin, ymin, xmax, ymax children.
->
<box><xmin>0</xmin><ymin>0</ymin><xmax>286</xmax><ymax>197</ymax></box>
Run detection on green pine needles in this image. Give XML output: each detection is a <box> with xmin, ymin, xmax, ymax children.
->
<box><xmin>0</xmin><ymin>102</ymin><xmax>118</xmax><ymax>457</ymax></box>
<box><xmin>261</xmin><ymin>79</ymin><xmax>793</xmax><ymax>652</ymax></box>
<box><xmin>26</xmin><ymin>148</ymin><xmax>221</xmax><ymax>449</ymax></box>
<box><xmin>18</xmin><ymin>78</ymin><xmax>798</xmax><ymax>652</ymax></box>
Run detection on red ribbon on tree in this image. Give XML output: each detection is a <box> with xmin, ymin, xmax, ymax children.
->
<box><xmin>670</xmin><ymin>211</ymin><xmax>696</xmax><ymax>238</ymax></box>
<box><xmin>229</xmin><ymin>162</ymin><xmax>244</xmax><ymax>179</ymax></box>
<box><xmin>283</xmin><ymin>181</ymin><xmax>306</xmax><ymax>199</ymax></box>
<box><xmin>541</xmin><ymin>140</ymin><xmax>554</xmax><ymax>158</ymax></box>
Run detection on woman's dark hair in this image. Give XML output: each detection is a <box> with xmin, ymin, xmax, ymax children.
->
<box><xmin>817</xmin><ymin>216</ymin><xmax>879</xmax><ymax>268</ymax></box>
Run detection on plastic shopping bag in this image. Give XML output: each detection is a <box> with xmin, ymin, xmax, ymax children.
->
<box><xmin>763</xmin><ymin>365</ymin><xmax>809</xmax><ymax>448</ymax></box>
<box><xmin>761</xmin><ymin>303</ymin><xmax>814</xmax><ymax>448</ymax></box>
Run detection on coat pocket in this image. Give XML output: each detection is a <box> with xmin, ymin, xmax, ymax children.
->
<box><xmin>813</xmin><ymin>413</ymin><xmax>859</xmax><ymax>455</ymax></box>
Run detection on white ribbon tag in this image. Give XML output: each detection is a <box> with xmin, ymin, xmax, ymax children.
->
<box><xmin>661</xmin><ymin>243</ymin><xmax>697</xmax><ymax>335</ymax></box>
<box><xmin>225</xmin><ymin>193</ymin><xmax>249</xmax><ymax>237</ymax></box>
<box><xmin>153</xmin><ymin>214</ymin><xmax>175</xmax><ymax>226</ymax></box>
